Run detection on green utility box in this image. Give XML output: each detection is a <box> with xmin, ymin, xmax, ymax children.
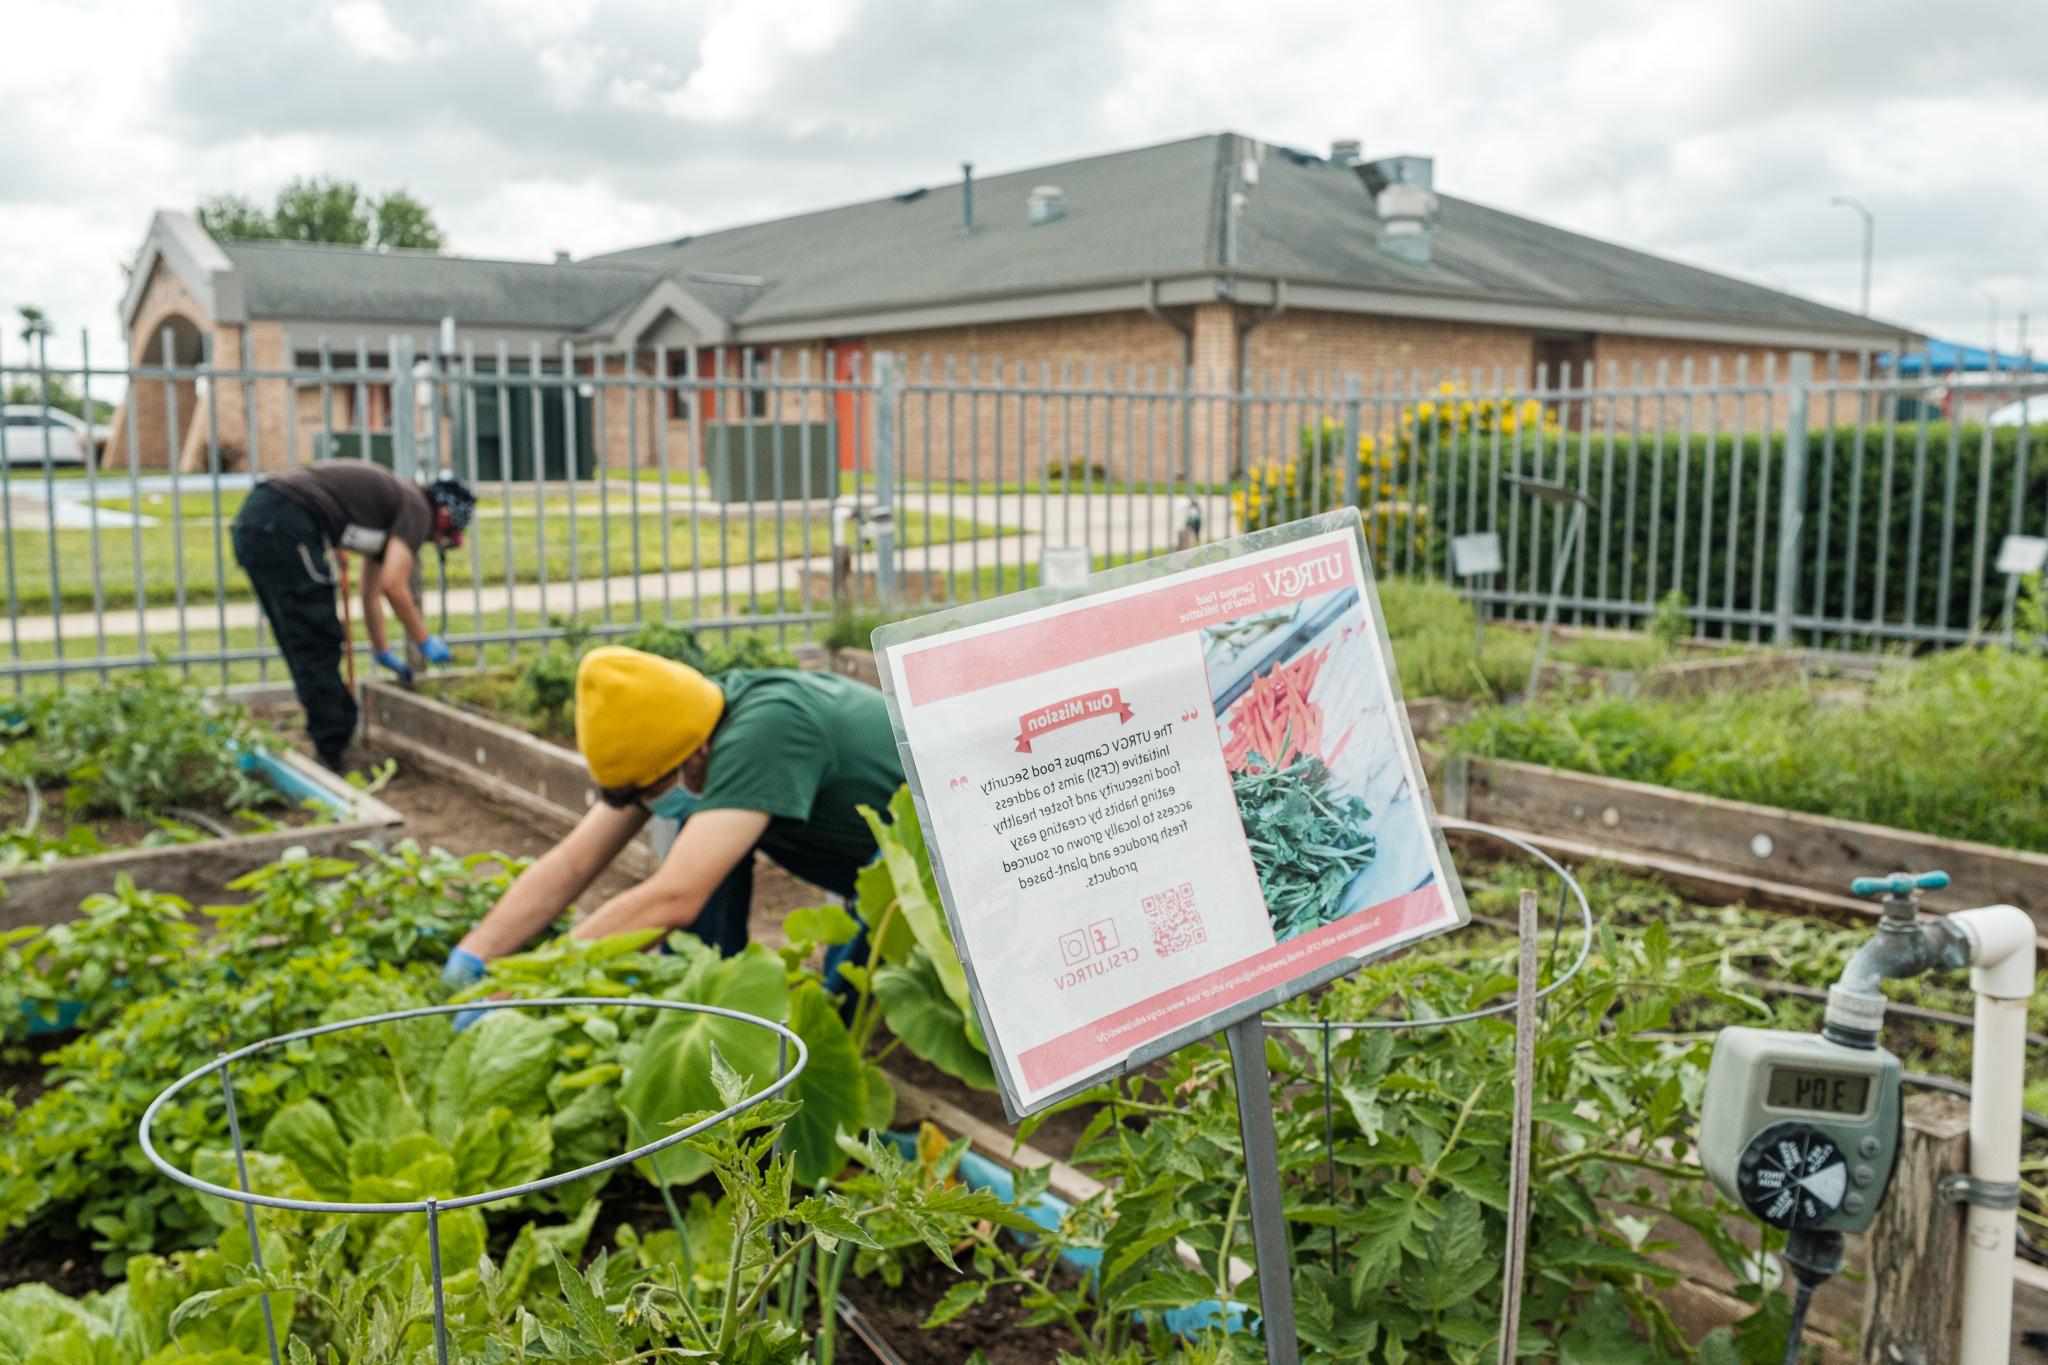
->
<box><xmin>704</xmin><ymin>422</ymin><xmax>837</xmax><ymax>503</ymax></box>
<box><xmin>470</xmin><ymin>379</ymin><xmax>596</xmax><ymax>482</ymax></box>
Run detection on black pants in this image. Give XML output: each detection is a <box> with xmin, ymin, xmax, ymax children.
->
<box><xmin>231</xmin><ymin>485</ymin><xmax>355</xmax><ymax>761</ymax></box>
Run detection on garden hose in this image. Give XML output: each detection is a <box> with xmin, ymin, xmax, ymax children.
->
<box><xmin>16</xmin><ymin>778</ymin><xmax>40</xmax><ymax>838</ymax></box>
<box><xmin>1778</xmin><ymin>1228</ymin><xmax>1842</xmax><ymax>1365</ymax></box>
<box><xmin>168</xmin><ymin>807</ymin><xmax>235</xmax><ymax>840</ymax></box>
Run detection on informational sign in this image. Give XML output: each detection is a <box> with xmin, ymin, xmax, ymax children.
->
<box><xmin>875</xmin><ymin>511</ymin><xmax>1468</xmax><ymax>1116</ymax></box>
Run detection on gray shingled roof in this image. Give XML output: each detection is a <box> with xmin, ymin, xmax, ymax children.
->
<box><xmin>594</xmin><ymin>132</ymin><xmax>1900</xmax><ymax>338</ymax></box>
<box><xmin>597</xmin><ymin>135</ymin><xmax>1228</xmax><ymax>324</ymax></box>
<box><xmin>221</xmin><ymin>240</ymin><xmax>666</xmax><ymax>329</ymax></box>
<box><xmin>210</xmin><ymin>133</ymin><xmax>1904</xmax><ymax>342</ymax></box>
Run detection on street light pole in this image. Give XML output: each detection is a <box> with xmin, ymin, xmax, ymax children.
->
<box><xmin>1830</xmin><ymin>196</ymin><xmax>1874</xmax><ymax>315</ymax></box>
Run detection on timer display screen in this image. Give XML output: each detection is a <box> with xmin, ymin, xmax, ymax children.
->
<box><xmin>1766</xmin><ymin>1067</ymin><xmax>1870</xmax><ymax>1115</ymax></box>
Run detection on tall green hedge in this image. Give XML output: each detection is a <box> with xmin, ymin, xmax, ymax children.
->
<box><xmin>1355</xmin><ymin>422</ymin><xmax>2048</xmax><ymax>639</ymax></box>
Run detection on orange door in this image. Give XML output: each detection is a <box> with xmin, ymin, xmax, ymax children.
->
<box><xmin>832</xmin><ymin>340</ymin><xmax>867</xmax><ymax>474</ymax></box>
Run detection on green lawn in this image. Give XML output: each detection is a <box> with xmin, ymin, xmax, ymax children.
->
<box><xmin>5</xmin><ymin>507</ymin><xmax>1001</xmax><ymax>615</ymax></box>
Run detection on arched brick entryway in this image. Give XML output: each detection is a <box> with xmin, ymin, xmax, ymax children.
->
<box><xmin>105</xmin><ymin>312</ymin><xmax>205</xmax><ymax>471</ymax></box>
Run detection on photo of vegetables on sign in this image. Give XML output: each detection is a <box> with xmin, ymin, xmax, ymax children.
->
<box><xmin>875</xmin><ymin>511</ymin><xmax>1467</xmax><ymax>1116</ymax></box>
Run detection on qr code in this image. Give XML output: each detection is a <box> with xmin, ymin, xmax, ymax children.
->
<box><xmin>1143</xmin><ymin>882</ymin><xmax>1206</xmax><ymax>957</ymax></box>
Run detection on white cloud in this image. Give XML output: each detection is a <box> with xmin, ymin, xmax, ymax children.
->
<box><xmin>330</xmin><ymin>0</ymin><xmax>415</xmax><ymax>61</ymax></box>
<box><xmin>659</xmin><ymin>0</ymin><xmax>857</xmax><ymax>125</ymax></box>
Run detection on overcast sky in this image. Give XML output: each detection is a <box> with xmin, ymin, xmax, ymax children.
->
<box><xmin>5</xmin><ymin>0</ymin><xmax>2044</xmax><ymax>375</ymax></box>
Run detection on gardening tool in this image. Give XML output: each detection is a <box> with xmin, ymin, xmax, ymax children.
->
<box><xmin>1698</xmin><ymin>870</ymin><xmax>2035</xmax><ymax>1365</ymax></box>
<box><xmin>335</xmin><ymin>548</ymin><xmax>358</xmax><ymax>694</ymax></box>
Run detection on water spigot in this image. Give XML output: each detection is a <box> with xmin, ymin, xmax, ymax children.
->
<box><xmin>1849</xmin><ymin>870</ymin><xmax>1950</xmax><ymax>899</ymax></box>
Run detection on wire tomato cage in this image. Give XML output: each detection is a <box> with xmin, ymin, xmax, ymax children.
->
<box><xmin>1248</xmin><ymin>818</ymin><xmax>1597</xmax><ymax>1360</ymax></box>
<box><xmin>138</xmin><ymin>997</ymin><xmax>809</xmax><ymax>1365</ymax></box>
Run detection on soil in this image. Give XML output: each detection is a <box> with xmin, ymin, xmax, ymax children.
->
<box><xmin>834</xmin><ymin>1255</ymin><xmax>1087</xmax><ymax>1365</ymax></box>
<box><xmin>0</xmin><ymin>1224</ymin><xmax>113</xmax><ymax>1298</ymax></box>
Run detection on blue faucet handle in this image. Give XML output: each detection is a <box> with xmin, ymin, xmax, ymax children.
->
<box><xmin>1849</xmin><ymin>870</ymin><xmax>1950</xmax><ymax>898</ymax></box>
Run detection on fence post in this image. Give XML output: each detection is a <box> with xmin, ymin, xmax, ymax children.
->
<box><xmin>392</xmin><ymin>336</ymin><xmax>418</xmax><ymax>480</ymax></box>
<box><xmin>390</xmin><ymin>336</ymin><xmax>427</xmax><ymax>675</ymax></box>
<box><xmin>1774</xmin><ymin>351</ymin><xmax>1813</xmax><ymax>645</ymax></box>
<box><xmin>1342</xmin><ymin>373</ymin><xmax>1364</xmax><ymax>526</ymax></box>
<box><xmin>1859</xmin><ymin>1090</ymin><xmax>1970</xmax><ymax>1364</ymax></box>
<box><xmin>871</xmin><ymin>350</ymin><xmax>900</xmax><ymax>608</ymax></box>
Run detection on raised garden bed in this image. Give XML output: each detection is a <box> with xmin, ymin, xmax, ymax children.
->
<box><xmin>0</xmin><ymin>672</ymin><xmax>403</xmax><ymax>927</ymax></box>
<box><xmin>1434</xmin><ymin>643</ymin><xmax>2048</xmax><ymax>932</ymax></box>
<box><xmin>0</xmin><ymin>748</ymin><xmax>401</xmax><ymax>929</ymax></box>
<box><xmin>1440</xmin><ymin>754</ymin><xmax>2048</xmax><ymax>933</ymax></box>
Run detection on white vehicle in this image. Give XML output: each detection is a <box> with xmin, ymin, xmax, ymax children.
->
<box><xmin>1987</xmin><ymin>394</ymin><xmax>2048</xmax><ymax>427</ymax></box>
<box><xmin>1</xmin><ymin>406</ymin><xmax>99</xmax><ymax>468</ymax></box>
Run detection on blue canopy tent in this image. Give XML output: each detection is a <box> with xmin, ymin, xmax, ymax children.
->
<box><xmin>1879</xmin><ymin>338</ymin><xmax>2048</xmax><ymax>375</ymax></box>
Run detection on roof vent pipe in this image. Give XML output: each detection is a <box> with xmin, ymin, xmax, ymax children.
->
<box><xmin>962</xmin><ymin>163</ymin><xmax>974</xmax><ymax>235</ymax></box>
<box><xmin>553</xmin><ymin>249</ymin><xmax>573</xmax><ymax>264</ymax></box>
<box><xmin>1330</xmin><ymin>138</ymin><xmax>1362</xmax><ymax>165</ymax></box>
<box><xmin>1027</xmin><ymin>185</ymin><xmax>1067</xmax><ymax>226</ymax></box>
<box><xmin>1364</xmin><ymin>154</ymin><xmax>1438</xmax><ymax>266</ymax></box>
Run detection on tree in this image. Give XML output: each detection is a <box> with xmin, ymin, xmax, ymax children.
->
<box><xmin>193</xmin><ymin>180</ymin><xmax>446</xmax><ymax>251</ymax></box>
<box><xmin>17</xmin><ymin>305</ymin><xmax>51</xmax><ymax>349</ymax></box>
<box><xmin>194</xmin><ymin>193</ymin><xmax>276</xmax><ymax>243</ymax></box>
<box><xmin>272</xmin><ymin>176</ymin><xmax>372</xmax><ymax>246</ymax></box>
<box><xmin>371</xmin><ymin>190</ymin><xmax>444</xmax><ymax>251</ymax></box>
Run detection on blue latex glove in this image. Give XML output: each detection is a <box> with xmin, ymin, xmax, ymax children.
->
<box><xmin>374</xmin><ymin>649</ymin><xmax>413</xmax><ymax>685</ymax></box>
<box><xmin>444</xmin><ymin>947</ymin><xmax>489</xmax><ymax>1031</ymax></box>
<box><xmin>442</xmin><ymin>946</ymin><xmax>486</xmax><ymax>987</ymax></box>
<box><xmin>421</xmin><ymin>635</ymin><xmax>453</xmax><ymax>666</ymax></box>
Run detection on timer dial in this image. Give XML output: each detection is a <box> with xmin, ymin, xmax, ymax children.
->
<box><xmin>1736</xmin><ymin>1122</ymin><xmax>1849</xmax><ymax>1230</ymax></box>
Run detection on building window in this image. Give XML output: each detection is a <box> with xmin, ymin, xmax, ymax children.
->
<box><xmin>668</xmin><ymin>352</ymin><xmax>692</xmax><ymax>420</ymax></box>
<box><xmin>748</xmin><ymin>352</ymin><xmax>769</xmax><ymax>419</ymax></box>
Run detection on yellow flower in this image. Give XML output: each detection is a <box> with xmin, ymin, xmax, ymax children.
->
<box><xmin>1437</xmin><ymin>380</ymin><xmax>1458</xmax><ymax>396</ymax></box>
<box><xmin>1500</xmin><ymin>414</ymin><xmax>1516</xmax><ymax>435</ymax></box>
<box><xmin>1416</xmin><ymin>401</ymin><xmax>1436</xmax><ymax>421</ymax></box>
<box><xmin>1358</xmin><ymin>434</ymin><xmax>1376</xmax><ymax>454</ymax></box>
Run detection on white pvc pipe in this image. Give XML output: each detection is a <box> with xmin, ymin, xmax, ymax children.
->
<box><xmin>1948</xmin><ymin>904</ymin><xmax>2036</xmax><ymax>1365</ymax></box>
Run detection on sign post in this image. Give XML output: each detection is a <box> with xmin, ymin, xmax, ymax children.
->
<box><xmin>1225</xmin><ymin>1016</ymin><xmax>1300</xmax><ymax>1364</ymax></box>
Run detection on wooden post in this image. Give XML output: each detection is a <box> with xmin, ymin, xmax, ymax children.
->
<box><xmin>1860</xmin><ymin>1091</ymin><xmax>1972</xmax><ymax>1364</ymax></box>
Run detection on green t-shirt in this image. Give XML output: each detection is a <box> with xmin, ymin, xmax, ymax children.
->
<box><xmin>694</xmin><ymin>669</ymin><xmax>904</xmax><ymax>894</ymax></box>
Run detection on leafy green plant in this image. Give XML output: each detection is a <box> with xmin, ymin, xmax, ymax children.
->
<box><xmin>0</xmin><ymin>877</ymin><xmax>199</xmax><ymax>1040</ymax></box>
<box><xmin>814</xmin><ymin>786</ymin><xmax>996</xmax><ymax>1091</ymax></box>
<box><xmin>1010</xmin><ymin>877</ymin><xmax>1800</xmax><ymax>1364</ymax></box>
<box><xmin>0</xmin><ymin>668</ymin><xmax>280</xmax><ymax>822</ymax></box>
<box><xmin>1649</xmin><ymin>589</ymin><xmax>1693</xmax><ymax>653</ymax></box>
<box><xmin>1449</xmin><ymin>645</ymin><xmax>2048</xmax><ymax>850</ymax></box>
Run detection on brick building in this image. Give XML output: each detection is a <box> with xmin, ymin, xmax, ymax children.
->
<box><xmin>109</xmin><ymin>132</ymin><xmax>1909</xmax><ymax>481</ymax></box>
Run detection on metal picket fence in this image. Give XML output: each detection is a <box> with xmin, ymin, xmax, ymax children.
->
<box><xmin>1</xmin><ymin>329</ymin><xmax>2043</xmax><ymax>691</ymax></box>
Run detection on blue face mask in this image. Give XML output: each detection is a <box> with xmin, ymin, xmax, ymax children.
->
<box><xmin>644</xmin><ymin>785</ymin><xmax>698</xmax><ymax>822</ymax></box>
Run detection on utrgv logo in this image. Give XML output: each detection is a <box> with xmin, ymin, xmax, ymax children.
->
<box><xmin>1260</xmin><ymin>552</ymin><xmax>1345</xmax><ymax>599</ymax></box>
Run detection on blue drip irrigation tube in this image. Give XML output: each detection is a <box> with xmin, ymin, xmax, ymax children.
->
<box><xmin>233</xmin><ymin>746</ymin><xmax>355</xmax><ymax>817</ymax></box>
<box><xmin>885</xmin><ymin>1132</ymin><xmax>1249</xmax><ymax>1340</ymax></box>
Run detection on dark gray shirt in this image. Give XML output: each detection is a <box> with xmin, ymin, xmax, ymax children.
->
<box><xmin>267</xmin><ymin>460</ymin><xmax>432</xmax><ymax>558</ymax></box>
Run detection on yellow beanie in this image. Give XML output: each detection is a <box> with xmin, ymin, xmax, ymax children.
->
<box><xmin>575</xmin><ymin>646</ymin><xmax>725</xmax><ymax>790</ymax></box>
